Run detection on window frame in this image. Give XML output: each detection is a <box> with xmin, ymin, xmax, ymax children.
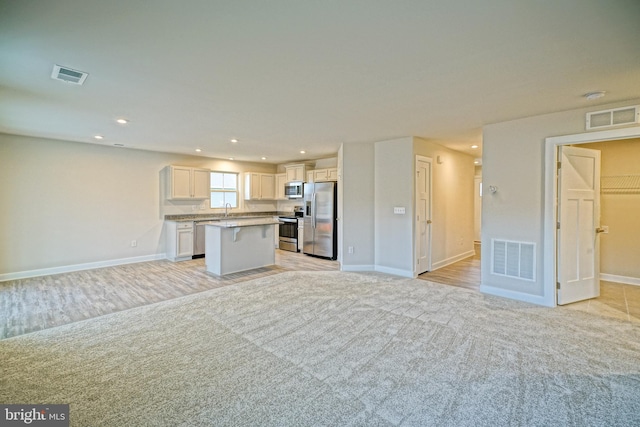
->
<box><xmin>210</xmin><ymin>171</ymin><xmax>239</xmax><ymax>209</ymax></box>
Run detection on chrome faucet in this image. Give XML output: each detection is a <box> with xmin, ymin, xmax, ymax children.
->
<box><xmin>224</xmin><ymin>203</ymin><xmax>232</xmax><ymax>218</ymax></box>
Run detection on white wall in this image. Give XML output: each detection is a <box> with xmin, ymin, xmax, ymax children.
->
<box><xmin>0</xmin><ymin>133</ymin><xmax>276</xmax><ymax>278</ymax></box>
<box><xmin>481</xmin><ymin>98</ymin><xmax>640</xmax><ymax>304</ymax></box>
<box><xmin>374</xmin><ymin>137</ymin><xmax>415</xmax><ymax>276</ymax></box>
<box><xmin>340</xmin><ymin>143</ymin><xmax>375</xmax><ymax>269</ymax></box>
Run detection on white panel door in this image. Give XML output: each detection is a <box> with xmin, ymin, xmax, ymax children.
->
<box><xmin>415</xmin><ymin>156</ymin><xmax>432</xmax><ymax>274</ymax></box>
<box><xmin>557</xmin><ymin>146</ymin><xmax>601</xmax><ymax>305</ymax></box>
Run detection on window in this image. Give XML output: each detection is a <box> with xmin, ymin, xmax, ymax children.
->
<box><xmin>210</xmin><ymin>172</ymin><xmax>238</xmax><ymax>208</ymax></box>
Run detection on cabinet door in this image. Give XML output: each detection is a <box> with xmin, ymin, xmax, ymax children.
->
<box><xmin>286</xmin><ymin>165</ymin><xmax>305</xmax><ymax>182</ymax></box>
<box><xmin>327</xmin><ymin>168</ymin><xmax>338</xmax><ymax>181</ymax></box>
<box><xmin>246</xmin><ymin>173</ymin><xmax>260</xmax><ymax>199</ymax></box>
<box><xmin>276</xmin><ymin>174</ymin><xmax>286</xmax><ymax>200</ymax></box>
<box><xmin>313</xmin><ymin>169</ymin><xmax>329</xmax><ymax>181</ymax></box>
<box><xmin>192</xmin><ymin>168</ymin><xmax>211</xmax><ymax>199</ymax></box>
<box><xmin>171</xmin><ymin>166</ymin><xmax>192</xmax><ymax>199</ymax></box>
<box><xmin>260</xmin><ymin>174</ymin><xmax>275</xmax><ymax>199</ymax></box>
<box><xmin>176</xmin><ymin>227</ymin><xmax>193</xmax><ymax>258</ymax></box>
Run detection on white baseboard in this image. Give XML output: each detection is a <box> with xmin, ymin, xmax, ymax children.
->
<box><xmin>374</xmin><ymin>265</ymin><xmax>415</xmax><ymax>278</ymax></box>
<box><xmin>480</xmin><ymin>284</ymin><xmax>555</xmax><ymax>307</ymax></box>
<box><xmin>341</xmin><ymin>264</ymin><xmax>414</xmax><ymax>278</ymax></box>
<box><xmin>0</xmin><ymin>253</ymin><xmax>167</xmax><ymax>282</ymax></box>
<box><xmin>430</xmin><ymin>250</ymin><xmax>476</xmax><ymax>271</ymax></box>
<box><xmin>341</xmin><ymin>264</ymin><xmax>375</xmax><ymax>272</ymax></box>
<box><xmin>600</xmin><ymin>273</ymin><xmax>640</xmax><ymax>286</ymax></box>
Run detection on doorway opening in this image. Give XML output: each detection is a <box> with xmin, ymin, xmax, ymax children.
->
<box><xmin>544</xmin><ymin>126</ymin><xmax>640</xmax><ymax>308</ymax></box>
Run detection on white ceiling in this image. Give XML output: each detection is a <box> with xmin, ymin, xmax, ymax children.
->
<box><xmin>1</xmin><ymin>1</ymin><xmax>639</xmax><ymax>164</ymax></box>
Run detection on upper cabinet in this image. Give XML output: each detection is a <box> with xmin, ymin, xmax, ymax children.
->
<box><xmin>166</xmin><ymin>166</ymin><xmax>210</xmax><ymax>200</ymax></box>
<box><xmin>275</xmin><ymin>173</ymin><xmax>287</xmax><ymax>200</ymax></box>
<box><xmin>244</xmin><ymin>173</ymin><xmax>275</xmax><ymax>200</ymax></box>
<box><xmin>308</xmin><ymin>168</ymin><xmax>338</xmax><ymax>182</ymax></box>
<box><xmin>285</xmin><ymin>164</ymin><xmax>306</xmax><ymax>182</ymax></box>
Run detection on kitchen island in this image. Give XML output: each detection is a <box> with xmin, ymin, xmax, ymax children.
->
<box><xmin>205</xmin><ymin>217</ymin><xmax>280</xmax><ymax>276</ymax></box>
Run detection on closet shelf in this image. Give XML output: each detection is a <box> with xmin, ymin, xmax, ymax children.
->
<box><xmin>601</xmin><ymin>175</ymin><xmax>640</xmax><ymax>194</ymax></box>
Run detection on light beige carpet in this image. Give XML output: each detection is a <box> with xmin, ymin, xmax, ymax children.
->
<box><xmin>1</xmin><ymin>271</ymin><xmax>639</xmax><ymax>426</ymax></box>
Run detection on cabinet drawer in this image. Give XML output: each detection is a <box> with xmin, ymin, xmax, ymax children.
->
<box><xmin>177</xmin><ymin>222</ymin><xmax>194</xmax><ymax>230</ymax></box>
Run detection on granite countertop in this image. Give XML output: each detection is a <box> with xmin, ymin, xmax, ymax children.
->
<box><xmin>164</xmin><ymin>211</ymin><xmax>292</xmax><ymax>222</ymax></box>
<box><xmin>205</xmin><ymin>217</ymin><xmax>281</xmax><ymax>228</ymax></box>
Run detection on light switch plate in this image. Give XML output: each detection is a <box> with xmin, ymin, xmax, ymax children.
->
<box><xmin>393</xmin><ymin>207</ymin><xmax>406</xmax><ymax>214</ymax></box>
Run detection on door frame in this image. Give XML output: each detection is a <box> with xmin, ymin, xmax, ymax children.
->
<box><xmin>415</xmin><ymin>155</ymin><xmax>433</xmax><ymax>275</ymax></box>
<box><xmin>544</xmin><ymin>126</ymin><xmax>640</xmax><ymax>307</ymax></box>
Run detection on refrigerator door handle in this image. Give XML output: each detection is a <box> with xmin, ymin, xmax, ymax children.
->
<box><xmin>312</xmin><ymin>192</ymin><xmax>317</xmax><ymax>229</ymax></box>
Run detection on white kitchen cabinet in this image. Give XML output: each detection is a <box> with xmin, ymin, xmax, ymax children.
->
<box><xmin>297</xmin><ymin>218</ymin><xmax>304</xmax><ymax>252</ymax></box>
<box><xmin>285</xmin><ymin>164</ymin><xmax>306</xmax><ymax>182</ymax></box>
<box><xmin>309</xmin><ymin>168</ymin><xmax>338</xmax><ymax>182</ymax></box>
<box><xmin>166</xmin><ymin>221</ymin><xmax>194</xmax><ymax>261</ymax></box>
<box><xmin>166</xmin><ymin>166</ymin><xmax>210</xmax><ymax>200</ymax></box>
<box><xmin>327</xmin><ymin>168</ymin><xmax>338</xmax><ymax>181</ymax></box>
<box><xmin>244</xmin><ymin>172</ymin><xmax>275</xmax><ymax>200</ymax></box>
<box><xmin>275</xmin><ymin>173</ymin><xmax>287</xmax><ymax>200</ymax></box>
<box><xmin>307</xmin><ymin>171</ymin><xmax>314</xmax><ymax>183</ymax></box>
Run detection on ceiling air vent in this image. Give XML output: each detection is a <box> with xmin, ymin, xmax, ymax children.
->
<box><xmin>586</xmin><ymin>106</ymin><xmax>639</xmax><ymax>130</ymax></box>
<box><xmin>51</xmin><ymin>64</ymin><xmax>89</xmax><ymax>85</ymax></box>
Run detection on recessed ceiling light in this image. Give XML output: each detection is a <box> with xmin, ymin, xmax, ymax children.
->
<box><xmin>300</xmin><ymin>150</ymin><xmax>306</xmax><ymax>154</ymax></box>
<box><xmin>585</xmin><ymin>91</ymin><xmax>606</xmax><ymax>101</ymax></box>
<box><xmin>261</xmin><ymin>156</ymin><xmax>267</xmax><ymax>160</ymax></box>
<box><xmin>230</xmin><ymin>139</ymin><xmax>238</xmax><ymax>143</ymax></box>
<box><xmin>229</xmin><ymin>157</ymin><xmax>234</xmax><ymax>161</ymax></box>
<box><xmin>116</xmin><ymin>118</ymin><xmax>128</xmax><ymax>124</ymax></box>
<box><xmin>195</xmin><ymin>148</ymin><xmax>202</xmax><ymax>152</ymax></box>
<box><xmin>471</xmin><ymin>145</ymin><xmax>479</xmax><ymax>149</ymax></box>
<box><xmin>94</xmin><ymin>135</ymin><xmax>104</xmax><ymax>140</ymax></box>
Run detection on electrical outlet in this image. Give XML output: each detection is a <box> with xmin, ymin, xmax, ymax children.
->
<box><xmin>348</xmin><ymin>246</ymin><xmax>354</xmax><ymax>254</ymax></box>
<box><xmin>131</xmin><ymin>240</ymin><xmax>137</xmax><ymax>247</ymax></box>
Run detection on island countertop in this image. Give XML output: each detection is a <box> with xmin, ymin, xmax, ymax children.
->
<box><xmin>205</xmin><ymin>218</ymin><xmax>280</xmax><ymax>228</ymax></box>
<box><xmin>205</xmin><ymin>217</ymin><xmax>278</xmax><ymax>276</ymax></box>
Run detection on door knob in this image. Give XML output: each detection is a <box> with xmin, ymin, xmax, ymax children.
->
<box><xmin>427</xmin><ymin>220</ymin><xmax>432</xmax><ymax>224</ymax></box>
<box><xmin>596</xmin><ymin>227</ymin><xmax>606</xmax><ymax>233</ymax></box>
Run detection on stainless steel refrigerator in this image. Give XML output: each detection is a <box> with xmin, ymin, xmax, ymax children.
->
<box><xmin>303</xmin><ymin>181</ymin><xmax>337</xmax><ymax>260</ymax></box>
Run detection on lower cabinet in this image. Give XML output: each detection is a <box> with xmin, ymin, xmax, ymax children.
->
<box><xmin>166</xmin><ymin>221</ymin><xmax>194</xmax><ymax>261</ymax></box>
<box><xmin>298</xmin><ymin>219</ymin><xmax>304</xmax><ymax>252</ymax></box>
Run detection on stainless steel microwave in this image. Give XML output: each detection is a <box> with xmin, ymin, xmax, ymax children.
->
<box><xmin>284</xmin><ymin>181</ymin><xmax>304</xmax><ymax>199</ymax></box>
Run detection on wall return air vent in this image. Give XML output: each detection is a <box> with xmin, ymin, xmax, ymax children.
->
<box><xmin>491</xmin><ymin>239</ymin><xmax>536</xmax><ymax>282</ymax></box>
<box><xmin>586</xmin><ymin>105</ymin><xmax>639</xmax><ymax>130</ymax></box>
<box><xmin>51</xmin><ymin>64</ymin><xmax>89</xmax><ymax>85</ymax></box>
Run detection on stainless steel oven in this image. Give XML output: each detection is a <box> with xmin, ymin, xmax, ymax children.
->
<box><xmin>278</xmin><ymin>217</ymin><xmax>299</xmax><ymax>252</ymax></box>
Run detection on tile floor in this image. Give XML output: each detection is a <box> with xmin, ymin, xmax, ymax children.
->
<box><xmin>563</xmin><ymin>280</ymin><xmax>640</xmax><ymax>323</ymax></box>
